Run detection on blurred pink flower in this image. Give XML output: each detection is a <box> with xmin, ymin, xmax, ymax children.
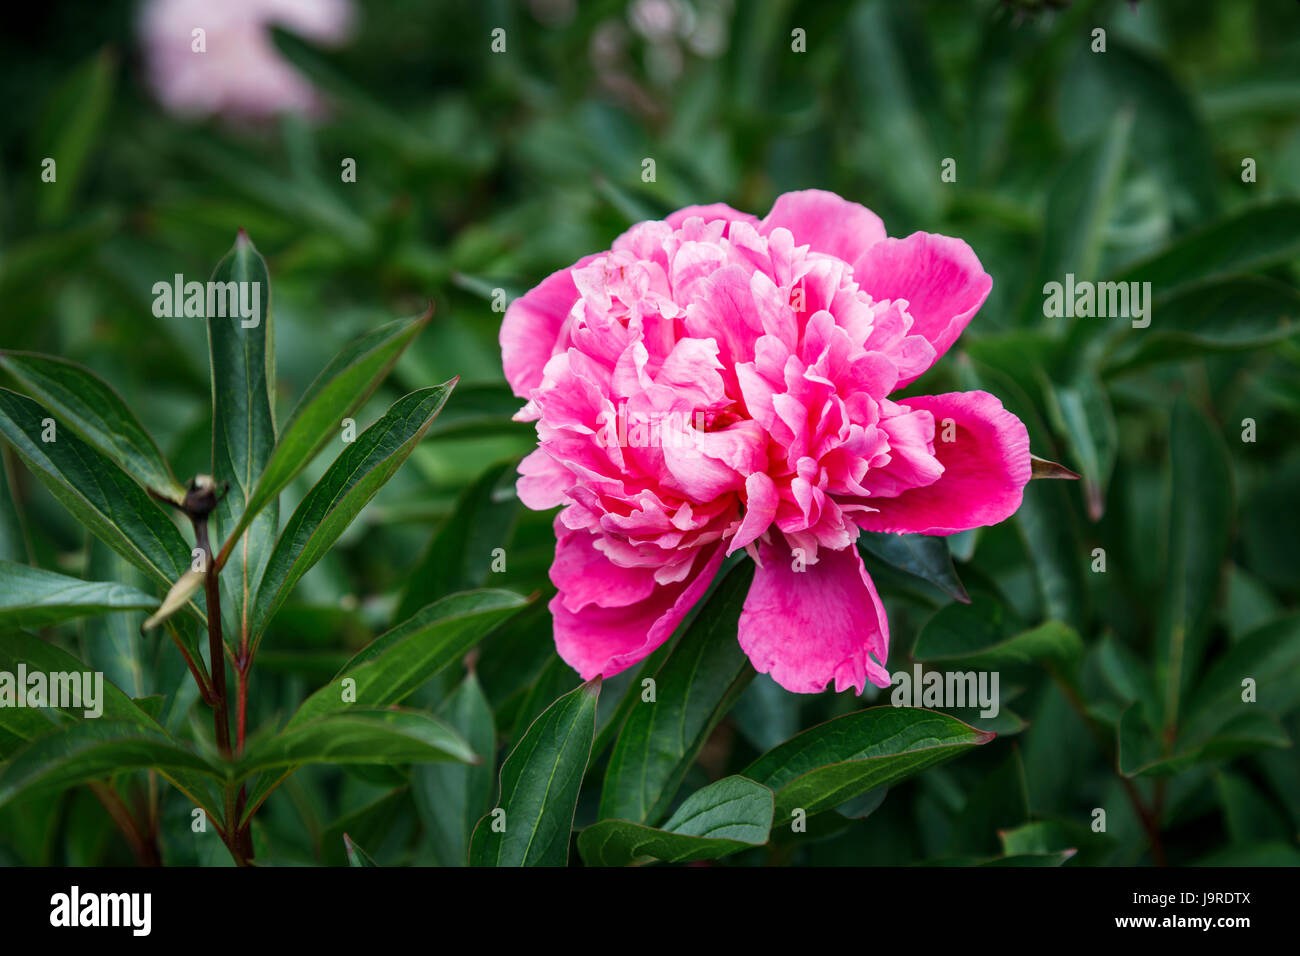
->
<box><xmin>502</xmin><ymin>190</ymin><xmax>1031</xmax><ymax>694</ymax></box>
<box><xmin>139</xmin><ymin>0</ymin><xmax>354</xmax><ymax>121</ymax></box>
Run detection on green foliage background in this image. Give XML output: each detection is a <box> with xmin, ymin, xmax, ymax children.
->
<box><xmin>0</xmin><ymin>0</ymin><xmax>1298</xmax><ymax>866</ymax></box>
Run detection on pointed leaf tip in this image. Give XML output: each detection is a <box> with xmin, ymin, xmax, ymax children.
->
<box><xmin>1030</xmin><ymin>455</ymin><xmax>1081</xmax><ymax>480</ymax></box>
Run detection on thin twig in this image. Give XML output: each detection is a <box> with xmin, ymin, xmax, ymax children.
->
<box><xmin>89</xmin><ymin>782</ymin><xmax>160</xmax><ymax>866</ymax></box>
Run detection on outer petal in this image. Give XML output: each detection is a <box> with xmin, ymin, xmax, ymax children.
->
<box><xmin>500</xmin><ymin>253</ymin><xmax>599</xmax><ymax>398</ymax></box>
<box><xmin>516</xmin><ymin>447</ymin><xmax>570</xmax><ymax>510</ymax></box>
<box><xmin>852</xmin><ymin>232</ymin><xmax>992</xmax><ymax>388</ymax></box>
<box><xmin>758</xmin><ymin>189</ymin><xmax>888</xmax><ymax>273</ymax></box>
<box><xmin>857</xmin><ymin>390</ymin><xmax>1031</xmax><ymax>536</ymax></box>
<box><xmin>738</xmin><ymin>536</ymin><xmax>891</xmax><ymax>694</ymax></box>
<box><xmin>730</xmin><ymin>472</ymin><xmax>778</xmax><ymax>554</ymax></box>
<box><xmin>551</xmin><ymin>523</ymin><xmax>660</xmax><ymax>613</ymax></box>
<box><xmin>664</xmin><ymin>203</ymin><xmax>760</xmax><ymax>233</ymax></box>
<box><xmin>551</xmin><ymin>533</ymin><xmax>724</xmax><ymax>680</ymax></box>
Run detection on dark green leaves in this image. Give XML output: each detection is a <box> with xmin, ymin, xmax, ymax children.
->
<box><xmin>0</xmin><ymin>388</ymin><xmax>193</xmax><ymax>591</ymax></box>
<box><xmin>235</xmin><ymin>709</ymin><xmax>476</xmax><ymax>783</ymax></box>
<box><xmin>0</xmin><ymin>352</ymin><xmax>184</xmax><ymax>502</ymax></box>
<box><xmin>251</xmin><ymin>383</ymin><xmax>456</xmax><ymax>645</ymax></box>
<box><xmin>414</xmin><ymin>671</ymin><xmax>495</xmax><ymax>867</ymax></box>
<box><xmin>858</xmin><ymin>532</ymin><xmax>969</xmax><ymax>603</ymax></box>
<box><xmin>344</xmin><ymin>834</ymin><xmax>378</xmax><ymax>867</ymax></box>
<box><xmin>34</xmin><ymin>48</ymin><xmax>116</xmax><ymax>226</ymax></box>
<box><xmin>395</xmin><ymin>459</ymin><xmax>522</xmax><ymax>621</ymax></box>
<box><xmin>579</xmin><ymin>776</ymin><xmax>773</xmax><ymax>867</ymax></box>
<box><xmin>915</xmin><ymin>599</ymin><xmax>1082</xmax><ymax>673</ymax></box>
<box><xmin>1124</xmin><ymin>615</ymin><xmax>1300</xmax><ymax>778</ymax></box>
<box><xmin>208</xmin><ymin>230</ymin><xmax>276</xmax><ymax>646</ymax></box>
<box><xmin>1156</xmin><ymin>400</ymin><xmax>1232</xmax><ymax>730</ymax></box>
<box><xmin>1044</xmin><ymin>368</ymin><xmax>1116</xmax><ymax>520</ymax></box>
<box><xmin>0</xmin><ymin>560</ymin><xmax>158</xmax><ymax>627</ymax></box>
<box><xmin>743</xmin><ymin>708</ymin><xmax>994</xmax><ymax>818</ymax></box>
<box><xmin>599</xmin><ymin>561</ymin><xmax>754</xmax><ymax>825</ymax></box>
<box><xmin>290</xmin><ymin>589</ymin><xmax>527</xmax><ymax>726</ymax></box>
<box><xmin>220</xmin><ymin>309</ymin><xmax>431</xmax><ymax>558</ymax></box>
<box><xmin>470</xmin><ymin>679</ymin><xmax>600</xmax><ymax>867</ymax></box>
<box><xmin>1023</xmin><ymin>107</ymin><xmax>1132</xmax><ymax>328</ymax></box>
<box><xmin>1105</xmin><ymin>278</ymin><xmax>1300</xmax><ymax>373</ymax></box>
<box><xmin>0</xmin><ymin>721</ymin><xmax>219</xmax><ymax>809</ymax></box>
<box><xmin>1113</xmin><ymin>200</ymin><xmax>1300</xmax><ymax>294</ymax></box>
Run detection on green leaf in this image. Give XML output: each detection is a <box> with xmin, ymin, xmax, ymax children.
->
<box><xmin>1059</xmin><ymin>39</ymin><xmax>1216</xmax><ymax>225</ymax></box>
<box><xmin>1113</xmin><ymin>200</ymin><xmax>1300</xmax><ymax>295</ymax></box>
<box><xmin>912</xmin><ymin>593</ymin><xmax>1015</xmax><ymax>660</ymax></box>
<box><xmin>998</xmin><ymin>819</ymin><xmax>1115</xmax><ymax>867</ymax></box>
<box><xmin>34</xmin><ymin>48</ymin><xmax>116</xmax><ymax>226</ymax></box>
<box><xmin>0</xmin><ymin>388</ymin><xmax>194</xmax><ymax>594</ymax></box>
<box><xmin>0</xmin><ymin>632</ymin><xmax>222</xmax><ymax>818</ymax></box>
<box><xmin>599</xmin><ymin>561</ymin><xmax>755</xmax><ymax>825</ymax></box>
<box><xmin>845</xmin><ymin>0</ymin><xmax>946</xmax><ymax>223</ymax></box>
<box><xmin>208</xmin><ymin>230</ymin><xmax>276</xmax><ymax>650</ymax></box>
<box><xmin>1022</xmin><ymin>107</ymin><xmax>1132</xmax><ymax>328</ymax></box>
<box><xmin>1097</xmin><ymin>633</ymin><xmax>1160</xmax><ymax>718</ymax></box>
<box><xmin>742</xmin><ymin>707</ymin><xmax>994</xmax><ymax>819</ymax></box>
<box><xmin>1043</xmin><ymin>368</ymin><xmax>1116</xmax><ymax>520</ymax></box>
<box><xmin>1156</xmin><ymin>399</ymin><xmax>1232</xmax><ymax>731</ymax></box>
<box><xmin>251</xmin><ymin>383</ymin><xmax>456</xmax><ymax>647</ymax></box>
<box><xmin>578</xmin><ymin>776</ymin><xmax>774</xmax><ymax>867</ymax></box>
<box><xmin>395</xmin><ymin>459</ymin><xmax>522</xmax><ymax>621</ymax></box>
<box><xmin>1118</xmin><ymin>703</ymin><xmax>1287</xmax><ymax>778</ymax></box>
<box><xmin>0</xmin><ymin>450</ymin><xmax>29</xmax><ymax>563</ymax></box>
<box><xmin>1105</xmin><ymin>277</ymin><xmax>1300</xmax><ymax>374</ymax></box>
<box><xmin>235</xmin><ymin>708</ymin><xmax>476</xmax><ymax>784</ymax></box>
<box><xmin>1179</xmin><ymin>614</ymin><xmax>1300</xmax><ymax>745</ymax></box>
<box><xmin>289</xmin><ymin>589</ymin><xmax>526</xmax><ymax>727</ymax></box>
<box><xmin>0</xmin><ymin>352</ymin><xmax>184</xmax><ymax>502</ymax></box>
<box><xmin>0</xmin><ymin>559</ymin><xmax>158</xmax><ymax>627</ymax></box>
<box><xmin>962</xmin><ymin>359</ymin><xmax>1087</xmax><ymax>630</ymax></box>
<box><xmin>1216</xmin><ymin>771</ymin><xmax>1291</xmax><ymax>844</ymax></box>
<box><xmin>81</xmin><ymin>539</ymin><xmax>152</xmax><ymax>698</ymax></box>
<box><xmin>221</xmin><ymin>310</ymin><xmax>430</xmax><ymax>557</ymax></box>
<box><xmin>343</xmin><ymin>834</ymin><xmax>379</xmax><ymax>867</ymax></box>
<box><xmin>915</xmin><ymin>606</ymin><xmax>1083</xmax><ymax>673</ymax></box>
<box><xmin>0</xmin><ymin>721</ymin><xmax>220</xmax><ymax>809</ymax></box>
<box><xmin>413</xmin><ymin>671</ymin><xmax>495</xmax><ymax>867</ymax></box>
<box><xmin>469</xmin><ymin>679</ymin><xmax>600</xmax><ymax>867</ymax></box>
<box><xmin>858</xmin><ymin>532</ymin><xmax>969</xmax><ymax>604</ymax></box>
<box><xmin>318</xmin><ymin>789</ymin><xmax>410</xmax><ymax>866</ymax></box>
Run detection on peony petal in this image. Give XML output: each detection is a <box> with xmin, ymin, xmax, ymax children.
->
<box><xmin>516</xmin><ymin>447</ymin><xmax>571</xmax><ymax>510</ymax></box>
<box><xmin>664</xmin><ymin>203</ymin><xmax>760</xmax><ymax>233</ymax></box>
<box><xmin>730</xmin><ymin>472</ymin><xmax>779</xmax><ymax>554</ymax></box>
<box><xmin>551</xmin><ymin>523</ymin><xmax>660</xmax><ymax>613</ymax></box>
<box><xmin>552</xmin><ymin>536</ymin><xmax>725</xmax><ymax>679</ymax></box>
<box><xmin>738</xmin><ymin>536</ymin><xmax>891</xmax><ymax>694</ymax></box>
<box><xmin>853</xmin><ymin>232</ymin><xmax>992</xmax><ymax>388</ymax></box>
<box><xmin>759</xmin><ymin>189</ymin><xmax>888</xmax><ymax>272</ymax></box>
<box><xmin>856</xmin><ymin>390</ymin><xmax>1031</xmax><ymax>536</ymax></box>
<box><xmin>500</xmin><ymin>253</ymin><xmax>600</xmax><ymax>398</ymax></box>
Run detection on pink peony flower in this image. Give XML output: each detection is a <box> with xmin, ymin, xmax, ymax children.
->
<box><xmin>139</xmin><ymin>0</ymin><xmax>355</xmax><ymax>122</ymax></box>
<box><xmin>501</xmin><ymin>190</ymin><xmax>1031</xmax><ymax>694</ymax></box>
